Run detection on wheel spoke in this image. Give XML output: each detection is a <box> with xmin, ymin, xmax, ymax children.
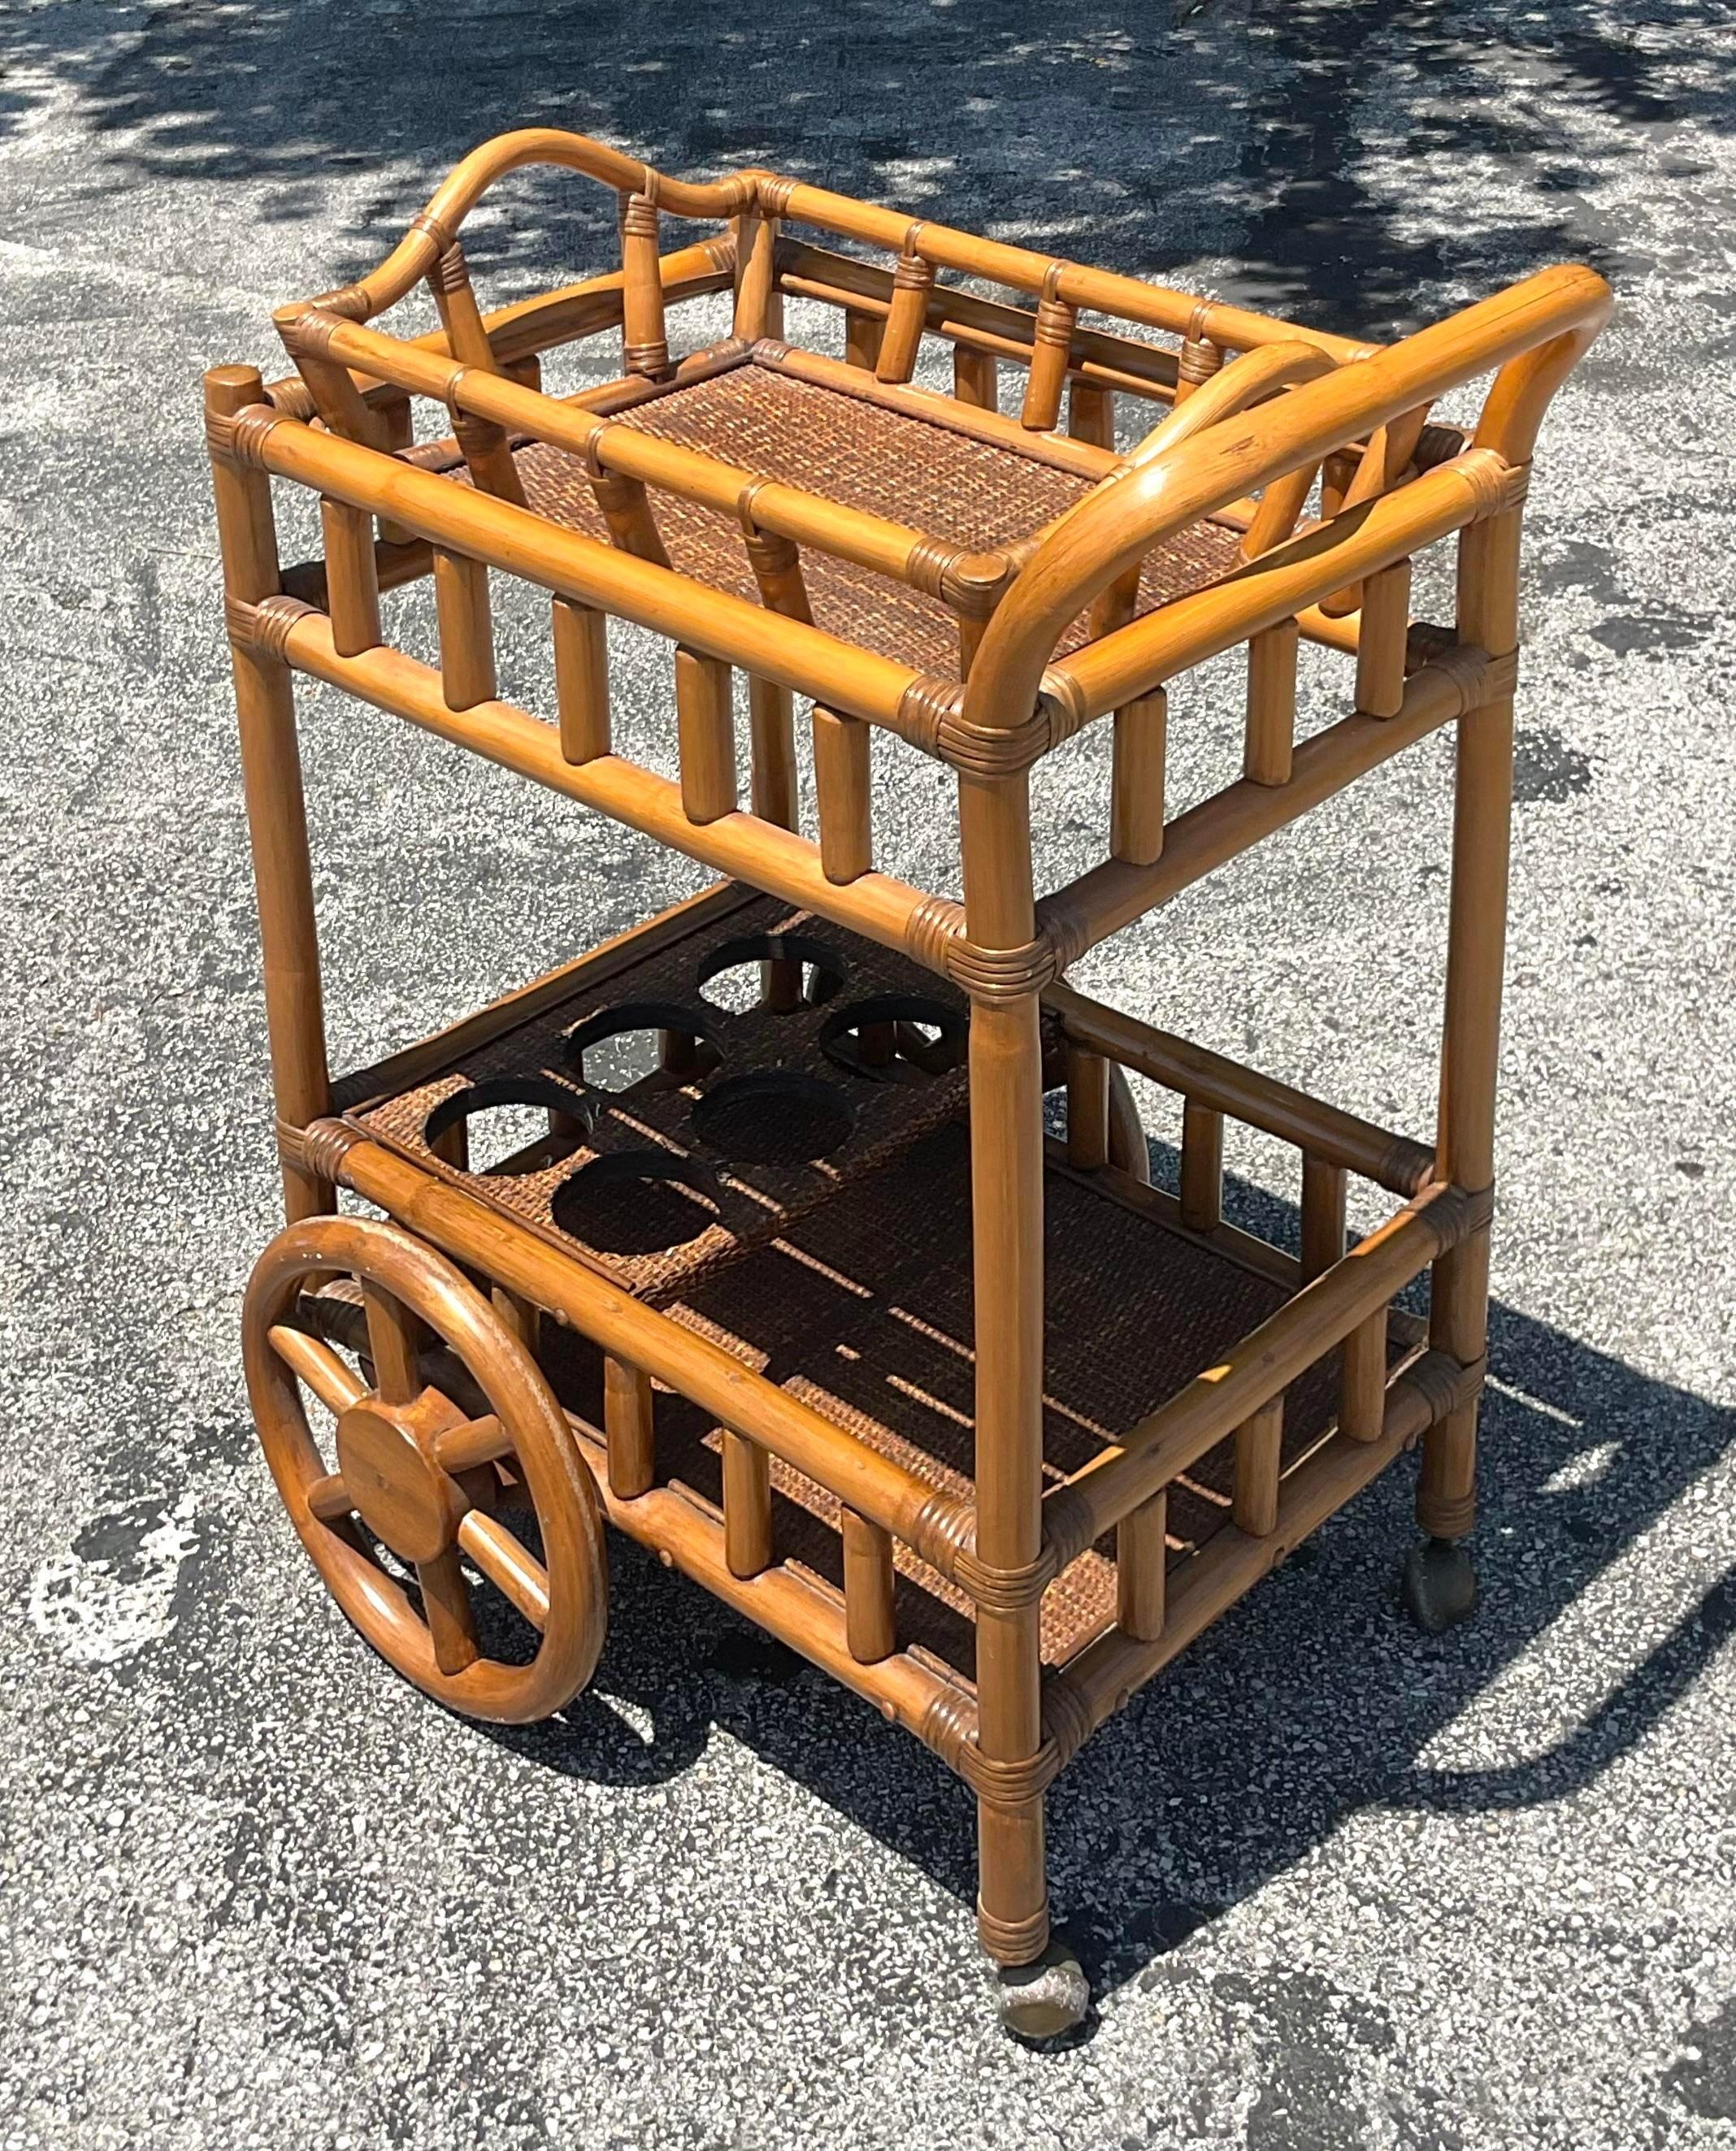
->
<box><xmin>458</xmin><ymin>1511</ymin><xmax>550</xmax><ymax>1632</ymax></box>
<box><xmin>306</xmin><ymin>1472</ymin><xmax>355</xmax><ymax>1522</ymax></box>
<box><xmin>269</xmin><ymin>1325</ymin><xmax>367</xmax><ymax>1416</ymax></box>
<box><xmin>362</xmin><ymin>1281</ymin><xmax>423</xmax><ymax>1407</ymax></box>
<box><xmin>431</xmin><ymin>1413</ymin><xmax>510</xmax><ymax>1475</ymax></box>
<box><xmin>416</xmin><ymin>1548</ymin><xmax>480</xmax><ymax>1674</ymax></box>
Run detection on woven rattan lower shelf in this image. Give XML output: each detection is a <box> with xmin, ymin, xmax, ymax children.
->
<box><xmin>528</xmin><ymin>1117</ymin><xmax>1416</xmax><ymax>1680</ymax></box>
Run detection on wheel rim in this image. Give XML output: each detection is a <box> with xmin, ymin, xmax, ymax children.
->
<box><xmin>243</xmin><ymin>1213</ymin><xmax>606</xmax><ymax>1723</ymax></box>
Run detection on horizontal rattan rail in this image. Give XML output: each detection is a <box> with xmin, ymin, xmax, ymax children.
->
<box><xmin>232</xmin><ymin>596</ymin><xmax>960</xmax><ymax>973</ymax></box>
<box><xmin>297</xmin><ymin>1117</ymin><xmax>1472</xmax><ymax>1718</ymax></box>
<box><xmin>306</xmin><ymin>126</ymin><xmax>1375</xmax><ymax>366</ymax></box>
<box><xmin>278</xmin><ymin>309</ymin><xmax>1020</xmax><ymax>608</ymax></box>
<box><xmin>1035</xmin><ymin>644</ymin><xmax>1517</xmax><ymax>965</ymax></box>
<box><xmin>774</xmin><ymin>239</ymin><xmax>1187</xmax><ymax>405</ymax></box>
<box><xmin>1043</xmin><ymin>1179</ymin><xmax>1482</xmax><ymax>1564</ymax></box>
<box><xmin>311</xmin><ymin>1123</ymin><xmax>978</xmax><ymax>1579</ymax></box>
<box><xmin>265</xmin><ymin>238</ymin><xmax>738</xmax><ymax>417</ymax></box>
<box><xmin>215</xmin><ymin>405</ymin><xmax>955</xmax><ymax>734</ymax></box>
<box><xmin>965</xmin><ymin>263</ymin><xmax>1609</xmax><ymax>737</ymax></box>
<box><xmin>1044</xmin><ymin>982</ymin><xmax>1436</xmax><ymax>1196</ymax></box>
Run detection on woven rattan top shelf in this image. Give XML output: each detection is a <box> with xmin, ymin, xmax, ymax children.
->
<box><xmin>448</xmin><ymin>344</ymin><xmax>1246</xmax><ymax>673</ymax></box>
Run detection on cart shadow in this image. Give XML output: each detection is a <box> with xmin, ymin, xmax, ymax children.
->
<box><xmin>484</xmin><ymin>1151</ymin><xmax>1736</xmax><ymax>2013</ymax></box>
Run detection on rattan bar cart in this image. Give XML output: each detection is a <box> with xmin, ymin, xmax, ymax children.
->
<box><xmin>206</xmin><ymin>129</ymin><xmax>1610</xmax><ymax>2036</ymax></box>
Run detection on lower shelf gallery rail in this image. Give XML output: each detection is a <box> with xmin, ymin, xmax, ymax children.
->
<box><xmin>296</xmin><ymin>1112</ymin><xmax>1479</xmax><ymax>1759</ymax></box>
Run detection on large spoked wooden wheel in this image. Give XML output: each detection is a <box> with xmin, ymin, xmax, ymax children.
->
<box><xmin>243</xmin><ymin>1214</ymin><xmax>605</xmax><ymax>1723</ymax></box>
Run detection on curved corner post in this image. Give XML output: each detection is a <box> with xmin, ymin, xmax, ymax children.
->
<box><xmin>205</xmin><ymin>365</ymin><xmax>334</xmax><ymax>1224</ymax></box>
<box><xmin>958</xmin><ymin>767</ymin><xmax>1050</xmax><ymax>1967</ymax></box>
<box><xmin>1473</xmin><ymin>315</ymin><xmax>1609</xmax><ymax>469</ymax></box>
<box><xmin>1422</xmin><ymin>499</ymin><xmax>1522</xmax><ymax>1540</ymax></box>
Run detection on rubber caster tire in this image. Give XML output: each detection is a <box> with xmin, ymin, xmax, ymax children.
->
<box><xmin>1400</xmin><ymin>1536</ymin><xmax>1478</xmax><ymax>1633</ymax></box>
<box><xmin>996</xmin><ymin>1942</ymin><xmax>1090</xmax><ymax>2042</ymax></box>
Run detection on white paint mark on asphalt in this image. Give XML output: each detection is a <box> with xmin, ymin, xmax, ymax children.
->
<box><xmin>1539</xmin><ymin>1440</ymin><xmax>1621</xmax><ymax>1493</ymax></box>
<box><xmin>27</xmin><ymin>1491</ymin><xmax>200</xmax><ymax>1666</ymax></box>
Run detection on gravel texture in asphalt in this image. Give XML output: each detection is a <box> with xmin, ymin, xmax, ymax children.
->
<box><xmin>2</xmin><ymin>2</ymin><xmax>1734</xmax><ymax>2145</ymax></box>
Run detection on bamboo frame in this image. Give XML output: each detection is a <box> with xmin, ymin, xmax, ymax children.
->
<box><xmin>210</xmin><ymin>131</ymin><xmax>1609</xmax><ymax>2006</ymax></box>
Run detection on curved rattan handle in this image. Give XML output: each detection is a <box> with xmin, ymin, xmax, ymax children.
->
<box><xmin>966</xmin><ymin>262</ymin><xmax>1612</xmax><ymax>734</ymax></box>
<box><xmin>1123</xmin><ymin>341</ymin><xmax>1337</xmax><ymax>467</ymax></box>
<box><xmin>316</xmin><ymin>128</ymin><xmax>760</xmax><ymax>323</ymax></box>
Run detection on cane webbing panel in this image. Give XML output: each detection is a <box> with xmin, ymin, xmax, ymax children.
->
<box><xmin>540</xmin><ymin>1118</ymin><xmax>1398</xmax><ymax>1679</ymax></box>
<box><xmin>449</xmin><ymin>356</ymin><xmax>1243</xmax><ymax>671</ymax></box>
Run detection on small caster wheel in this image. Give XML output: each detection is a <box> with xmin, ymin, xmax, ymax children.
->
<box><xmin>1400</xmin><ymin>1535</ymin><xmax>1478</xmax><ymax>1633</ymax></box>
<box><xmin>996</xmin><ymin>1941</ymin><xmax>1090</xmax><ymax>2042</ymax></box>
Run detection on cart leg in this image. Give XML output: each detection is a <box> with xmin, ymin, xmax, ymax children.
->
<box><xmin>1409</xmin><ymin>505</ymin><xmax>1521</xmax><ymax>1624</ymax></box>
<box><xmin>206</xmin><ymin>365</ymin><xmax>333</xmax><ymax>1225</ymax></box>
<box><xmin>958</xmin><ymin>774</ymin><xmax>1085</xmax><ymax>2037</ymax></box>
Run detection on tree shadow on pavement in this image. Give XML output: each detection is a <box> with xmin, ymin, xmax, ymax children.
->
<box><xmin>5</xmin><ymin>0</ymin><xmax>1730</xmax><ymax>334</ymax></box>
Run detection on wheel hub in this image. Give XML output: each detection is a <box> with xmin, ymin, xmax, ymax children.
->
<box><xmin>335</xmin><ymin>1397</ymin><xmax>464</xmax><ymax>1563</ymax></box>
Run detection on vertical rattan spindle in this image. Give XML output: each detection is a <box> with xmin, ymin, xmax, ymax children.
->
<box><xmin>1300</xmin><ymin>1154</ymin><xmax>1347</xmax><ymax>1281</ymax></box>
<box><xmin>1339</xmin><ymin>1308</ymin><xmax>1389</xmax><ymax>1442</ymax></box>
<box><xmin>620</xmin><ymin>191</ymin><xmax>671</xmax><ymax>381</ymax></box>
<box><xmin>812</xmin><ymin>705</ymin><xmax>873</xmax><ymax>883</ymax></box>
<box><xmin>432</xmin><ymin>548</ymin><xmax>497</xmax><ymax>711</ymax></box>
<box><xmin>722</xmin><ymin>1433</ymin><xmax>772</xmax><ymax>1579</ymax></box>
<box><xmin>1065</xmin><ymin>1041</ymin><xmax>1111</xmax><ymax>1169</ymax></box>
<box><xmin>492</xmin><ymin>1285</ymin><xmax>540</xmax><ymax>1356</ymax></box>
<box><xmin>1068</xmin><ymin>379</ymin><xmax>1115</xmax><ymax>450</ymax></box>
<box><xmin>959</xmin><ymin>767</ymin><xmax>1050</xmax><ymax>1971</ymax></box>
<box><xmin>587</xmin><ymin>453</ymin><xmax>673</xmax><ymax>568</ymax></box>
<box><xmin>876</xmin><ymin>239</ymin><xmax>935</xmax><ymax>384</ymax></box>
<box><xmin>1233</xmin><ymin>1398</ymin><xmax>1283</xmax><ymax>1537</ymax></box>
<box><xmin>1244</xmin><ymin>620</ymin><xmax>1299</xmax><ymax>787</ymax></box>
<box><xmin>844</xmin><ymin>307</ymin><xmax>884</xmax><ymax>372</ymax></box>
<box><xmin>1356</xmin><ymin>558</ymin><xmax>1413</xmax><ymax>719</ymax></box>
<box><xmin>272</xmin><ymin>305</ymin><xmax>387</xmax><ymax>451</ymax></box>
<box><xmin>319</xmin><ymin>497</ymin><xmax>382</xmax><ymax>658</ymax></box>
<box><xmin>374</xmin><ymin>389</ymin><xmax>416</xmax><ymax>547</ymax></box>
<box><xmin>731</xmin><ymin>204</ymin><xmax>783</xmax><ymax>341</ymax></box>
<box><xmin>1178</xmin><ymin>1099</ymin><xmax>1223</xmax><ymax>1232</ymax></box>
<box><xmin>426</xmin><ymin>246</ymin><xmax>528</xmax><ymax>505</ymax></box>
<box><xmin>1116</xmin><ymin>1487</ymin><xmax>1167</xmax><ymax>1643</ymax></box>
<box><xmin>605</xmin><ymin>1356</ymin><xmax>656</xmax><ymax>1498</ymax></box>
<box><xmin>740</xmin><ymin>527</ymin><xmax>809</xmax><ymax>831</ymax></box>
<box><xmin>675</xmin><ymin>646</ymin><xmax>737</xmax><ymax>824</ymax></box>
<box><xmin>1110</xmin><ymin>688</ymin><xmax>1167</xmax><ymax>865</ymax></box>
<box><xmin>553</xmin><ymin>596</ymin><xmax>610</xmax><ymax>764</ymax></box>
<box><xmin>954</xmin><ymin>346</ymin><xmax>998</xmax><ymax>410</ymax></box>
<box><xmin>427</xmin><ymin>241</ymin><xmax>505</xmax><ymax>375</ymax></box>
<box><xmin>1020</xmin><ymin>274</ymin><xmax>1075</xmax><ymax>432</ymax></box>
<box><xmin>841</xmin><ymin>1509</ymin><xmax>896</xmax><ymax>1663</ymax></box>
<box><xmin>205</xmin><ymin>365</ymin><xmax>332</xmax><ymax>1225</ymax></box>
<box><xmin>1421</xmin><ymin>501</ymin><xmax>1521</xmax><ymax>1545</ymax></box>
